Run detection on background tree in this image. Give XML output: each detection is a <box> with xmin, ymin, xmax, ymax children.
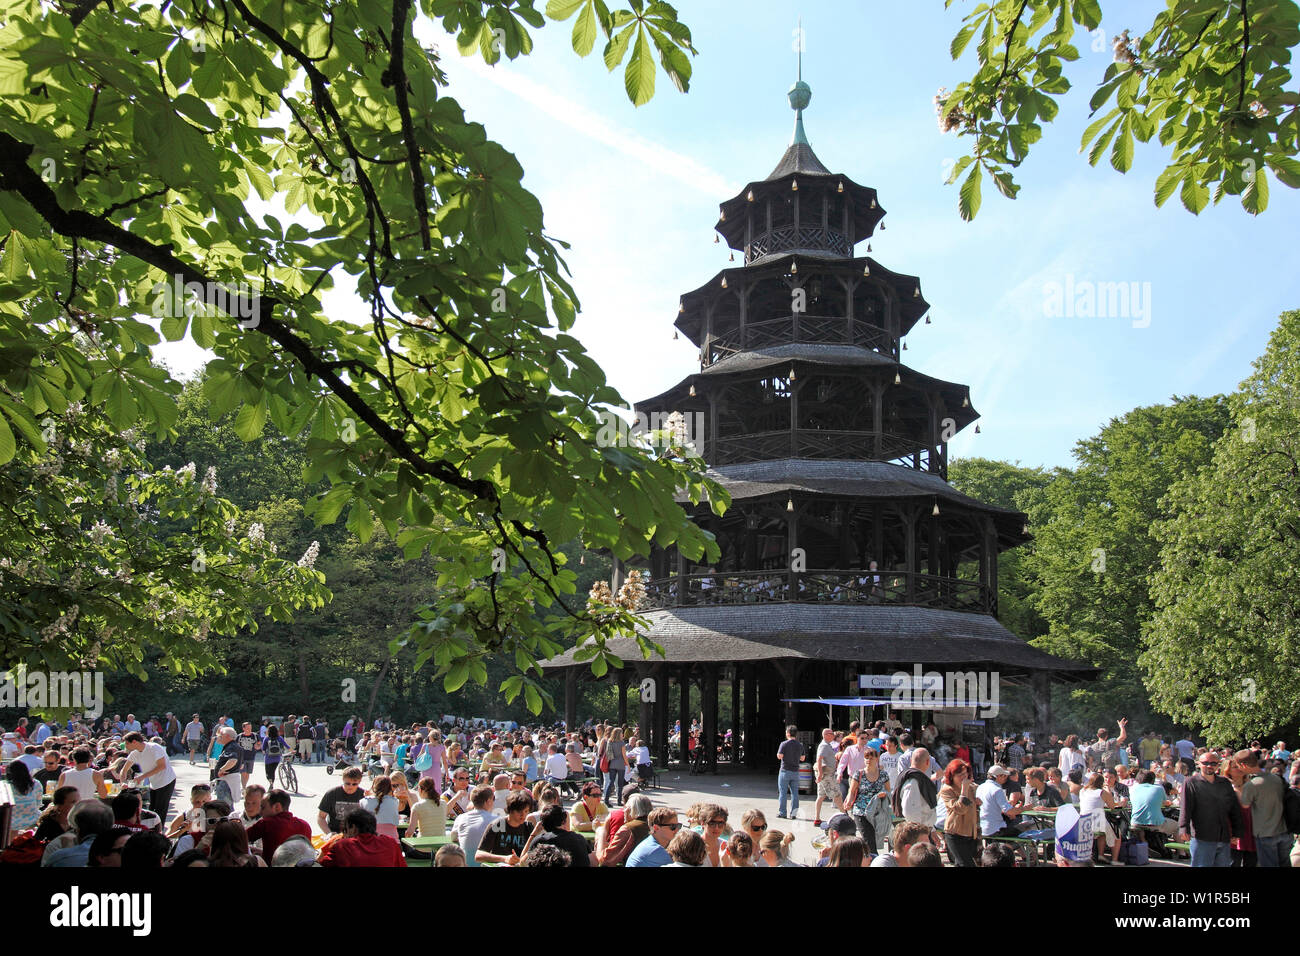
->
<box><xmin>1022</xmin><ymin>396</ymin><xmax>1231</xmax><ymax>729</ymax></box>
<box><xmin>1143</xmin><ymin>310</ymin><xmax>1300</xmax><ymax>744</ymax></box>
<box><xmin>938</xmin><ymin>0</ymin><xmax>1300</xmax><ymax>218</ymax></box>
<box><xmin>0</xmin><ymin>0</ymin><xmax>720</xmax><ymax>711</ymax></box>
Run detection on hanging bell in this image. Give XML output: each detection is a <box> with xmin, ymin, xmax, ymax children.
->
<box><xmin>790</xmin><ymin>260</ymin><xmax>798</xmax><ymax>274</ymax></box>
<box><xmin>925</xmin><ymin>315</ymin><xmax>931</xmax><ymax>325</ymax></box>
<box><xmin>679</xmin><ymin>302</ymin><xmax>685</xmax><ymax>313</ymax></box>
<box><xmin>932</xmin><ymin>500</ymin><xmax>940</xmax><ymax>517</ymax></box>
<box><xmin>962</xmin><ymin>393</ymin><xmax>969</xmax><ymax>408</ymax></box>
<box><xmin>714</xmin><ymin>234</ymin><xmax>719</xmax><ymax>243</ymax></box>
<box><xmin>914</xmin><ymin>286</ymin><xmax>920</xmax><ymax>298</ymax></box>
<box><xmin>902</xmin><ymin>342</ymin><xmax>908</xmax><ymax>351</ymax></box>
<box><xmin>975</xmin><ymin>425</ymin><xmax>981</xmax><ymax>434</ymax></box>
<box><xmin>837</xmin><ymin>181</ymin><xmax>845</xmax><ymax>193</ymax></box>
<box><xmin>689</xmin><ymin>384</ymin><xmax>696</xmax><ymax>397</ymax></box>
<box><xmin>867</xmin><ymin>243</ymin><xmax>872</xmax><ymax>253</ymax></box>
<box><xmin>870</xmin><ymin>198</ymin><xmax>877</xmax><ymax>209</ymax></box>
<box><xmin>673</xmin><ymin>330</ymin><xmax>679</xmax><ymax>340</ymax></box>
<box><xmin>786</xmin><ymin>498</ymin><xmax>795</xmax><ymax>512</ymax></box>
<box><xmin>721</xmin><ymin>276</ymin><xmax>728</xmax><ymax>289</ymax></box>
<box><xmin>729</xmin><ymin>252</ymin><xmax>735</xmax><ymax>261</ymax></box>
<box><xmin>863</xmin><ymin>263</ymin><xmax>870</xmax><ymax>277</ymax></box>
<box><xmin>880</xmin><ymin>221</ymin><xmax>886</xmax><ymax>230</ymax></box>
<box><xmin>792</xmin><ymin>179</ymin><xmax>798</xmax><ymax>192</ymax></box>
<box><xmin>720</xmin><ymin>210</ymin><xmax>726</xmax><ymax>222</ymax></box>
<box><xmin>788</xmin><ymin>367</ymin><xmax>796</xmax><ymax>381</ymax></box>
<box><xmin>746</xmin><ymin>189</ymin><xmax>754</xmax><ymax>202</ymax></box>
<box><xmin>894</xmin><ymin>371</ymin><xmax>902</xmax><ymax>385</ymax></box>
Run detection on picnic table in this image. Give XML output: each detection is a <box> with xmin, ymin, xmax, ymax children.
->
<box><xmin>402</xmin><ymin>834</ymin><xmax>453</xmax><ymax>851</ymax></box>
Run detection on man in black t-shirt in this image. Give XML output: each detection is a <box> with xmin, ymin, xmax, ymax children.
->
<box><xmin>236</xmin><ymin>721</ymin><xmax>260</xmax><ymax>786</ymax></box>
<box><xmin>211</xmin><ymin>727</ymin><xmax>244</xmax><ymax>804</ymax></box>
<box><xmin>477</xmin><ymin>791</ymin><xmax>534</xmax><ymax>865</ymax></box>
<box><xmin>317</xmin><ymin>767</ymin><xmax>366</xmax><ymax>834</ymax></box>
<box><xmin>528</xmin><ymin>803</ymin><xmax>591</xmax><ymax>866</ymax></box>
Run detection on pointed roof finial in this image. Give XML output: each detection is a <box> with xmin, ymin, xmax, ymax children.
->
<box><xmin>788</xmin><ymin>17</ymin><xmax>811</xmax><ymax>146</ymax></box>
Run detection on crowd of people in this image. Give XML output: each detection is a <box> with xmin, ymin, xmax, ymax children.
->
<box><xmin>2</xmin><ymin>710</ymin><xmax>1298</xmax><ymax>868</ymax></box>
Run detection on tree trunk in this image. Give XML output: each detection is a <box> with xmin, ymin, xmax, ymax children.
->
<box><xmin>364</xmin><ymin>659</ymin><xmax>390</xmax><ymax>725</ymax></box>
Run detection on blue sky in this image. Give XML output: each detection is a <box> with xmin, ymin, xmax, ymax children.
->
<box><xmin>421</xmin><ymin>0</ymin><xmax>1300</xmax><ymax>469</ymax></box>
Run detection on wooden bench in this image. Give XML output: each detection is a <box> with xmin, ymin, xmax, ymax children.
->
<box><xmin>981</xmin><ymin>833</ymin><xmax>1055</xmax><ymax>866</ymax></box>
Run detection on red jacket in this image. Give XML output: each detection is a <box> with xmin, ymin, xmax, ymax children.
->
<box><xmin>317</xmin><ymin>832</ymin><xmax>406</xmax><ymax>867</ymax></box>
<box><xmin>247</xmin><ymin>812</ymin><xmax>312</xmax><ymax>863</ymax></box>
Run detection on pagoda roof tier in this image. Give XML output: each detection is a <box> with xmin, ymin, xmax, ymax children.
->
<box><xmin>714</xmin><ymin>170</ymin><xmax>884</xmax><ymax>252</ymax></box>
<box><xmin>638</xmin><ymin>352</ymin><xmax>980</xmax><ymax>432</ymax></box>
<box><xmin>541</xmin><ymin>604</ymin><xmax>1096</xmax><ymax>679</ymax></box>
<box><xmin>677</xmin><ymin>458</ymin><xmax>1025</xmax><ymax>539</ymax></box>
<box><xmin>674</xmin><ymin>255</ymin><xmax>929</xmax><ymax>347</ymax></box>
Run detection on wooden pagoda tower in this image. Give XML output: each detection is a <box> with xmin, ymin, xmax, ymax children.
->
<box><xmin>543</xmin><ymin>69</ymin><xmax>1093</xmax><ymax>770</ymax></box>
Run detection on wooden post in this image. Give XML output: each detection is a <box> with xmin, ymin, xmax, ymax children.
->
<box><xmin>678</xmin><ymin>666</ymin><xmax>691</xmax><ymax>767</ymax></box>
<box><xmin>731</xmin><ymin>668</ymin><xmax>741</xmax><ymax>764</ymax></box>
<box><xmin>744</xmin><ymin>665</ymin><xmax>758</xmax><ymax>768</ymax></box>
<box><xmin>703</xmin><ymin>667</ymin><xmax>719</xmax><ymax>773</ymax></box>
<box><xmin>787</xmin><ymin>500</ymin><xmax>800</xmax><ymax>599</ymax></box>
<box><xmin>905</xmin><ymin>506</ymin><xmax>917</xmax><ymax>602</ymax></box>
<box><xmin>564</xmin><ymin>668</ymin><xmax>578</xmax><ymax>731</ymax></box>
<box><xmin>1032</xmin><ymin>671</ymin><xmax>1052</xmax><ymax>743</ymax></box>
<box><xmin>653</xmin><ymin>664</ymin><xmax>669</xmax><ymax>769</ymax></box>
<box><xmin>774</xmin><ymin>659</ymin><xmax>804</xmax><ymax>729</ymax></box>
<box><xmin>873</xmin><ymin>380</ymin><xmax>884</xmax><ymax>458</ymax></box>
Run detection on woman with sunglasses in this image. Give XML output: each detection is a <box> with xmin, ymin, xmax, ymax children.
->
<box><xmin>938</xmin><ymin>759</ymin><xmax>980</xmax><ymax>867</ymax></box>
<box><xmin>570</xmin><ymin>782</ymin><xmax>609</xmax><ymax>833</ymax></box>
<box><xmin>738</xmin><ymin>808</ymin><xmax>770</xmax><ymax>866</ymax></box>
<box><xmin>843</xmin><ymin>747</ymin><xmax>891</xmax><ymax>853</ymax></box>
<box><xmin>695</xmin><ymin>803</ymin><xmax>729</xmax><ymax>866</ymax></box>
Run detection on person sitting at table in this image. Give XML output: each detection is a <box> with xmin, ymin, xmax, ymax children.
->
<box><xmin>477</xmin><ymin>791</ymin><xmax>534</xmax><ymax>866</ymax></box>
<box><xmin>542</xmin><ymin>744</ymin><xmax>568</xmax><ymax>786</ymax></box>
<box><xmin>565</xmin><ymin>741</ymin><xmax>594</xmax><ymax>781</ymax></box>
<box><xmin>33</xmin><ymin>786</ymin><xmax>80</xmax><ymax>843</ymax></box>
<box><xmin>57</xmin><ymin>747</ymin><xmax>110</xmax><ymax>801</ymax></box>
<box><xmin>1129</xmin><ymin>769</ymin><xmax>1179</xmax><ymax>839</ymax></box>
<box><xmin>318</xmin><ymin>808</ymin><xmax>406</xmax><ymax>868</ymax></box>
<box><xmin>570</xmin><ymin>782</ymin><xmax>609</xmax><ymax>833</ymax></box>
<box><xmin>521</xmin><ymin>745</ymin><xmax>540</xmax><ymax>783</ymax></box>
<box><xmin>525</xmin><ymin>803</ymin><xmax>594</xmax><ymax>866</ymax></box>
<box><xmin>1024</xmin><ymin>768</ymin><xmax>1065</xmax><ymax>809</ymax></box>
<box><xmin>362</xmin><ymin>774</ymin><xmax>402</xmax><ymax>842</ymax></box>
<box><xmin>1080</xmin><ymin>772</ymin><xmax>1121</xmax><ymax>865</ymax></box>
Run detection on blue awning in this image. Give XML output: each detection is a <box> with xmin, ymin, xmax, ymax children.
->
<box><xmin>782</xmin><ymin>697</ymin><xmax>993</xmax><ymax>708</ymax></box>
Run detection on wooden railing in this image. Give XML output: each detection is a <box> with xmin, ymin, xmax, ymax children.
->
<box><xmin>748</xmin><ymin>226</ymin><xmax>852</xmax><ymax>260</ymax></box>
<box><xmin>642</xmin><ymin>569</ymin><xmax>992</xmax><ymax>613</ymax></box>
<box><xmin>710</xmin><ymin>428</ymin><xmax>925</xmax><ymax>466</ymax></box>
<box><xmin>705</xmin><ymin>315</ymin><xmax>892</xmax><ymax>366</ymax></box>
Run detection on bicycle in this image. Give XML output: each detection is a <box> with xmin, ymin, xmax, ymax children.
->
<box><xmin>277</xmin><ymin>752</ymin><xmax>300</xmax><ymax>793</ymax></box>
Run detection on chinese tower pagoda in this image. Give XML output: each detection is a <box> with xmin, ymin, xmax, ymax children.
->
<box><xmin>544</xmin><ymin>67</ymin><xmax>1092</xmax><ymax>770</ymax></box>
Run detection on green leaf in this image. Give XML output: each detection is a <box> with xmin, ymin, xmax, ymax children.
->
<box><xmin>958</xmin><ymin>162</ymin><xmax>982</xmax><ymax>221</ymax></box>
<box><xmin>546</xmin><ymin>0</ymin><xmax>586</xmax><ymax>19</ymax></box>
<box><xmin>1180</xmin><ymin>175</ymin><xmax>1209</xmax><ymax>214</ymax></box>
<box><xmin>1153</xmin><ymin>165</ymin><xmax>1183</xmax><ymax>207</ymax></box>
<box><xmin>232</xmin><ymin>400</ymin><xmax>267</xmax><ymax>441</ymax></box>
<box><xmin>0</xmin><ymin>411</ymin><xmax>14</xmax><ymax>465</ymax></box>
<box><xmin>524</xmin><ymin>684</ymin><xmax>542</xmax><ymax>713</ymax></box>
<box><xmin>603</xmin><ymin>23</ymin><xmax>634</xmax><ymax>71</ymax></box>
<box><xmin>1110</xmin><ymin>117</ymin><xmax>1134</xmax><ymax>173</ymax></box>
<box><xmin>572</xmin><ymin>1</ymin><xmax>598</xmax><ymax>55</ymax></box>
<box><xmin>624</xmin><ymin>26</ymin><xmax>655</xmax><ymax>105</ymax></box>
<box><xmin>950</xmin><ymin>23</ymin><xmax>977</xmax><ymax>59</ymax></box>
<box><xmin>1079</xmin><ymin>107</ymin><xmax>1120</xmax><ymax>152</ymax></box>
<box><xmin>1267</xmin><ymin>155</ymin><xmax>1300</xmax><ymax>189</ymax></box>
<box><xmin>1241</xmin><ymin>166</ymin><xmax>1269</xmax><ymax>215</ymax></box>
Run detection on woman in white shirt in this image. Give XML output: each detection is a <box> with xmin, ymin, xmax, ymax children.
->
<box><xmin>1059</xmin><ymin>735</ymin><xmax>1086</xmax><ymax>775</ymax></box>
<box><xmin>1078</xmin><ymin>772</ymin><xmax>1120</xmax><ymax>864</ymax></box>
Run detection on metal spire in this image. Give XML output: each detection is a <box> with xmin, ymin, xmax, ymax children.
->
<box><xmin>788</xmin><ymin>17</ymin><xmax>812</xmax><ymax>146</ymax></box>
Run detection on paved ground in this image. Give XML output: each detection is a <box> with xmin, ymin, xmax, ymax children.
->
<box><xmin>167</xmin><ymin>756</ymin><xmax>1186</xmax><ymax>867</ymax></box>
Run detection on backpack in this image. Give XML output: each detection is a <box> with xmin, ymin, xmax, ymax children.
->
<box><xmin>211</xmin><ymin>777</ymin><xmax>233</xmax><ymax>803</ymax></box>
<box><xmin>1284</xmin><ymin>785</ymin><xmax>1300</xmax><ymax>834</ymax></box>
<box><xmin>266</xmin><ymin>738</ymin><xmax>282</xmax><ymax>757</ymax></box>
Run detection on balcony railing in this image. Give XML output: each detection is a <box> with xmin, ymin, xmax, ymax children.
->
<box><xmin>641</xmin><ymin>569</ymin><xmax>993</xmax><ymax>614</ymax></box>
<box><xmin>711</xmin><ymin>429</ymin><xmax>925</xmax><ymax>466</ymax></box>
<box><xmin>705</xmin><ymin>315</ymin><xmax>891</xmax><ymax>367</ymax></box>
<box><xmin>748</xmin><ymin>226</ymin><xmax>852</xmax><ymax>261</ymax></box>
